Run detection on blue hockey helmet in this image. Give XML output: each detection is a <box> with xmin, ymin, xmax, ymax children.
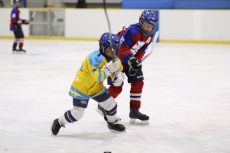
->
<box><xmin>99</xmin><ymin>32</ymin><xmax>120</xmax><ymax>58</ymax></box>
<box><xmin>14</xmin><ymin>0</ymin><xmax>22</xmax><ymax>5</ymax></box>
<box><xmin>14</xmin><ymin>0</ymin><xmax>21</xmax><ymax>3</ymax></box>
<box><xmin>139</xmin><ymin>9</ymin><xmax>159</xmax><ymax>36</ymax></box>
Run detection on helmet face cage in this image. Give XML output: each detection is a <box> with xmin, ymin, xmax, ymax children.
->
<box><xmin>139</xmin><ymin>9</ymin><xmax>159</xmax><ymax>36</ymax></box>
<box><xmin>99</xmin><ymin>33</ymin><xmax>120</xmax><ymax>58</ymax></box>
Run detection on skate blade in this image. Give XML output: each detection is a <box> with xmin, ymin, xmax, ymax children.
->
<box><xmin>108</xmin><ymin>128</ymin><xmax>126</xmax><ymax>133</ymax></box>
<box><xmin>12</xmin><ymin>51</ymin><xmax>26</xmax><ymax>54</ymax></box>
<box><xmin>130</xmin><ymin>118</ymin><xmax>149</xmax><ymax>125</ymax></box>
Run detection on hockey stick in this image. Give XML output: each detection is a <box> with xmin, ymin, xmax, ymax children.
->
<box><xmin>103</xmin><ymin>0</ymin><xmax>117</xmax><ymax>62</ymax></box>
<box><xmin>141</xmin><ymin>31</ymin><xmax>159</xmax><ymax>62</ymax></box>
<box><xmin>103</xmin><ymin>0</ymin><xmax>120</xmax><ymax>83</ymax></box>
<box><xmin>30</xmin><ymin>10</ymin><xmax>36</xmax><ymax>22</ymax></box>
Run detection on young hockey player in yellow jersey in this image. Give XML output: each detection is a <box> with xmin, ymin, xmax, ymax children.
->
<box><xmin>51</xmin><ymin>32</ymin><xmax>125</xmax><ymax>135</ymax></box>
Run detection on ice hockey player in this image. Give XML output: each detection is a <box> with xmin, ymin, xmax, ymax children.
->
<box><xmin>98</xmin><ymin>9</ymin><xmax>159</xmax><ymax>124</ymax></box>
<box><xmin>51</xmin><ymin>32</ymin><xmax>125</xmax><ymax>135</ymax></box>
<box><xmin>10</xmin><ymin>0</ymin><xmax>29</xmax><ymax>53</ymax></box>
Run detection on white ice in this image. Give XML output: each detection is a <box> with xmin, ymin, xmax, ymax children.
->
<box><xmin>0</xmin><ymin>40</ymin><xmax>230</xmax><ymax>153</ymax></box>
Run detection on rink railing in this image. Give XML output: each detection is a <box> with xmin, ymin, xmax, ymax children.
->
<box><xmin>0</xmin><ymin>8</ymin><xmax>230</xmax><ymax>44</ymax></box>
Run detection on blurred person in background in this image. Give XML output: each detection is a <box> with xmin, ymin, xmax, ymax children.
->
<box><xmin>10</xmin><ymin>0</ymin><xmax>29</xmax><ymax>53</ymax></box>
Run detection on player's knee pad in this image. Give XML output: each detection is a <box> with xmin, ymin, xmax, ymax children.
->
<box><xmin>64</xmin><ymin>106</ymin><xmax>85</xmax><ymax>122</ymax></box>
<box><xmin>99</xmin><ymin>96</ymin><xmax>117</xmax><ymax>116</ymax></box>
<box><xmin>71</xmin><ymin>106</ymin><xmax>85</xmax><ymax>120</ymax></box>
<box><xmin>131</xmin><ymin>80</ymin><xmax>144</xmax><ymax>93</ymax></box>
<box><xmin>59</xmin><ymin>106</ymin><xmax>85</xmax><ymax>125</ymax></box>
<box><xmin>64</xmin><ymin>106</ymin><xmax>85</xmax><ymax>123</ymax></box>
<box><xmin>108</xmin><ymin>85</ymin><xmax>122</xmax><ymax>98</ymax></box>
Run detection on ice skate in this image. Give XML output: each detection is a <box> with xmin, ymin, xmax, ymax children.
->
<box><xmin>18</xmin><ymin>48</ymin><xmax>26</xmax><ymax>53</ymax></box>
<box><xmin>129</xmin><ymin>108</ymin><xmax>149</xmax><ymax>125</ymax></box>
<box><xmin>51</xmin><ymin>118</ymin><xmax>62</xmax><ymax>135</ymax></box>
<box><xmin>12</xmin><ymin>47</ymin><xmax>19</xmax><ymax>53</ymax></box>
<box><xmin>97</xmin><ymin>105</ymin><xmax>125</xmax><ymax>132</ymax></box>
<box><xmin>107</xmin><ymin>118</ymin><xmax>126</xmax><ymax>132</ymax></box>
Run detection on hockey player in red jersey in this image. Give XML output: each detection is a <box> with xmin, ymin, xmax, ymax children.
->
<box><xmin>98</xmin><ymin>9</ymin><xmax>159</xmax><ymax>124</ymax></box>
<box><xmin>10</xmin><ymin>0</ymin><xmax>29</xmax><ymax>52</ymax></box>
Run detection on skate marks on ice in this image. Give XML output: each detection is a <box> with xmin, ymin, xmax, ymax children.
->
<box><xmin>1</xmin><ymin>40</ymin><xmax>230</xmax><ymax>153</ymax></box>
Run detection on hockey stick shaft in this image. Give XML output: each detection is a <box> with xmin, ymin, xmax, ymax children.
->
<box><xmin>103</xmin><ymin>0</ymin><xmax>120</xmax><ymax>83</ymax></box>
<box><xmin>141</xmin><ymin>31</ymin><xmax>159</xmax><ymax>62</ymax></box>
<box><xmin>103</xmin><ymin>0</ymin><xmax>116</xmax><ymax>62</ymax></box>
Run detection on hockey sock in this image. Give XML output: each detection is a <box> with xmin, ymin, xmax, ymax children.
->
<box><xmin>19</xmin><ymin>42</ymin><xmax>24</xmax><ymax>50</ymax></box>
<box><xmin>13</xmin><ymin>42</ymin><xmax>18</xmax><ymax>50</ymax></box>
<box><xmin>108</xmin><ymin>85</ymin><xmax>122</xmax><ymax>98</ymax></box>
<box><xmin>58</xmin><ymin>106</ymin><xmax>85</xmax><ymax>125</ymax></box>
<box><xmin>130</xmin><ymin>80</ymin><xmax>144</xmax><ymax>109</ymax></box>
<box><xmin>98</xmin><ymin>96</ymin><xmax>118</xmax><ymax>122</ymax></box>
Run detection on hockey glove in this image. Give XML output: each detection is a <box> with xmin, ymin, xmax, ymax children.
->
<box><xmin>128</xmin><ymin>57</ymin><xmax>142</xmax><ymax>70</ymax></box>
<box><xmin>103</xmin><ymin>60</ymin><xmax>119</xmax><ymax>77</ymax></box>
<box><xmin>22</xmin><ymin>19</ymin><xmax>30</xmax><ymax>25</ymax></box>
<box><xmin>112</xmin><ymin>71</ymin><xmax>124</xmax><ymax>87</ymax></box>
<box><xmin>128</xmin><ymin>57</ymin><xmax>142</xmax><ymax>76</ymax></box>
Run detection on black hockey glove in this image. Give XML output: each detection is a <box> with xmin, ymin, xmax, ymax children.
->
<box><xmin>128</xmin><ymin>57</ymin><xmax>142</xmax><ymax>70</ymax></box>
<box><xmin>22</xmin><ymin>19</ymin><xmax>30</xmax><ymax>25</ymax></box>
<box><xmin>128</xmin><ymin>57</ymin><xmax>142</xmax><ymax>76</ymax></box>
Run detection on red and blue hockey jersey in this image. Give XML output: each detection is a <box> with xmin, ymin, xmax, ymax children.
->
<box><xmin>10</xmin><ymin>7</ymin><xmax>20</xmax><ymax>31</ymax></box>
<box><xmin>117</xmin><ymin>23</ymin><xmax>154</xmax><ymax>69</ymax></box>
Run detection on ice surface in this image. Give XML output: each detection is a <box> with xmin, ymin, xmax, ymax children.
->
<box><xmin>0</xmin><ymin>40</ymin><xmax>230</xmax><ymax>153</ymax></box>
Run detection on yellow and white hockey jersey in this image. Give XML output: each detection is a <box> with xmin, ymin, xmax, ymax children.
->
<box><xmin>69</xmin><ymin>50</ymin><xmax>122</xmax><ymax>100</ymax></box>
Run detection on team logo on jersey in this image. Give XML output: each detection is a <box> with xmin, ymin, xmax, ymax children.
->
<box><xmin>130</xmin><ymin>36</ymin><xmax>152</xmax><ymax>55</ymax></box>
<box><xmin>131</xmin><ymin>41</ymin><xmax>145</xmax><ymax>55</ymax></box>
